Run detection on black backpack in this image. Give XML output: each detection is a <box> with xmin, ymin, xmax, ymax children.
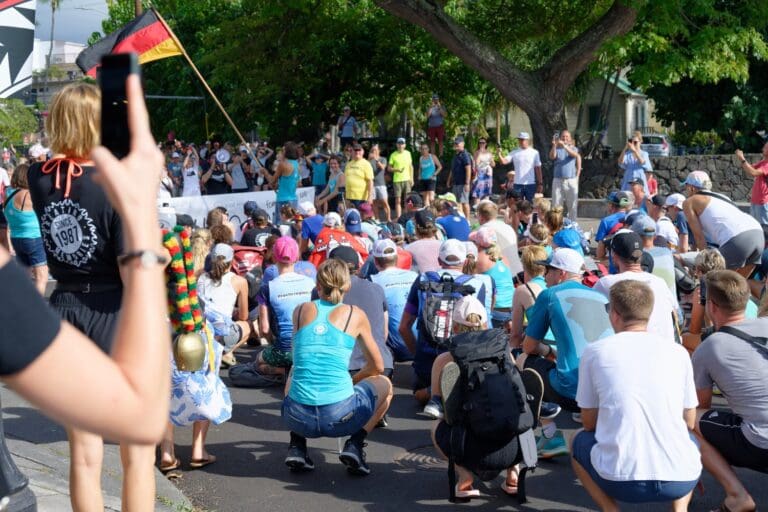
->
<box><xmin>449</xmin><ymin>329</ymin><xmax>534</xmax><ymax>441</ymax></box>
<box><xmin>418</xmin><ymin>272</ymin><xmax>475</xmax><ymax>348</ymax></box>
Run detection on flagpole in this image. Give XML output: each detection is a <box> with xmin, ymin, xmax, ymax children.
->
<box><xmin>152</xmin><ymin>8</ymin><xmax>254</xmax><ymax>158</ymax></box>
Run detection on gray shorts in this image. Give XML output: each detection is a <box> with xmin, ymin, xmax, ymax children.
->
<box><xmin>221</xmin><ymin>323</ymin><xmax>243</xmax><ymax>351</ymax></box>
<box><xmin>374</xmin><ymin>185</ymin><xmax>388</xmax><ymax>201</ymax></box>
<box><xmin>719</xmin><ymin>229</ymin><xmax>764</xmax><ymax>269</ymax></box>
<box><xmin>452</xmin><ymin>184</ymin><xmax>470</xmax><ymax>204</ymax></box>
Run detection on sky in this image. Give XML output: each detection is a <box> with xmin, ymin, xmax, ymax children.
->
<box><xmin>35</xmin><ymin>1</ymin><xmax>109</xmax><ymax>44</ymax></box>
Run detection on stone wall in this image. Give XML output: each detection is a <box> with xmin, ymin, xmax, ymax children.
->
<box><xmin>578</xmin><ymin>154</ymin><xmax>759</xmax><ymax>201</ymax></box>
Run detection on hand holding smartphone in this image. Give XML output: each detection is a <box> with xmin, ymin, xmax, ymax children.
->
<box><xmin>99</xmin><ymin>53</ymin><xmax>141</xmax><ymax>159</ymax></box>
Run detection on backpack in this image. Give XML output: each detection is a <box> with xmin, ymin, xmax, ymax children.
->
<box><xmin>231</xmin><ymin>245</ymin><xmax>266</xmax><ymax>277</ymax></box>
<box><xmin>449</xmin><ymin>329</ymin><xmax>534</xmax><ymax>442</ymax></box>
<box><xmin>418</xmin><ymin>272</ymin><xmax>475</xmax><ymax>348</ymax></box>
<box><xmin>582</xmin><ymin>260</ymin><xmax>608</xmax><ymax>288</ymax></box>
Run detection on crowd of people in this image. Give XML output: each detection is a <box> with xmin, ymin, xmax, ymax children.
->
<box><xmin>0</xmin><ymin>81</ymin><xmax>767</xmax><ymax>512</ymax></box>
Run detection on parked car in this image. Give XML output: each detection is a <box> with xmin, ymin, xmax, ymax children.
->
<box><xmin>641</xmin><ymin>134</ymin><xmax>670</xmax><ymax>157</ymax></box>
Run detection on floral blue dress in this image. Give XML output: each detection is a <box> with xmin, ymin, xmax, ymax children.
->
<box><xmin>472</xmin><ymin>151</ymin><xmax>494</xmax><ymax>199</ymax></box>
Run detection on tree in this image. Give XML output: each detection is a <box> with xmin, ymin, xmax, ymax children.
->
<box><xmin>0</xmin><ymin>100</ymin><xmax>37</xmax><ymax>144</ymax></box>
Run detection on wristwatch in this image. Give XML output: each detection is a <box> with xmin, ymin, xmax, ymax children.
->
<box><xmin>118</xmin><ymin>250</ymin><xmax>169</xmax><ymax>268</ymax></box>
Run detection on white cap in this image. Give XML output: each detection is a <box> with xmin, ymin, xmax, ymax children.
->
<box><xmin>537</xmin><ymin>247</ymin><xmax>584</xmax><ymax>275</ymax></box>
<box><xmin>211</xmin><ymin>243</ymin><xmax>234</xmax><ymax>262</ymax></box>
<box><xmin>372</xmin><ymin>238</ymin><xmax>397</xmax><ymax>258</ymax></box>
<box><xmin>323</xmin><ymin>212</ymin><xmax>342</xmax><ymax>227</ymax></box>
<box><xmin>171</xmin><ymin>151</ymin><xmax>181</xmax><ymax>158</ymax></box>
<box><xmin>439</xmin><ymin>239</ymin><xmax>467</xmax><ymax>266</ymax></box>
<box><xmin>665</xmin><ymin>193</ymin><xmax>685</xmax><ymax>210</ymax></box>
<box><xmin>298</xmin><ymin>201</ymin><xmax>316</xmax><ymax>216</ymax></box>
<box><xmin>28</xmin><ymin>143</ymin><xmax>46</xmax><ymax>158</ymax></box>
<box><xmin>452</xmin><ymin>296</ymin><xmax>487</xmax><ymax>327</ymax></box>
<box><xmin>517</xmin><ymin>131</ymin><xmax>531</xmax><ymax>140</ymax></box>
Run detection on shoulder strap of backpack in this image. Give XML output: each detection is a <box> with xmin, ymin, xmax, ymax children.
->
<box><xmin>2</xmin><ymin>189</ymin><xmax>19</xmax><ymax>210</ymax></box>
<box><xmin>717</xmin><ymin>326</ymin><xmax>768</xmax><ymax>356</ymax></box>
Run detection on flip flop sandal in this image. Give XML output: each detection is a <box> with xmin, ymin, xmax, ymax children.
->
<box><xmin>440</xmin><ymin>361</ymin><xmax>462</xmax><ymax>425</ymax></box>
<box><xmin>501</xmin><ymin>480</ymin><xmax>519</xmax><ymax>496</ymax></box>
<box><xmin>454</xmin><ymin>484</ymin><xmax>480</xmax><ymax>499</ymax></box>
<box><xmin>521</xmin><ymin>368</ymin><xmax>544</xmax><ymax>425</ymax></box>
<box><xmin>159</xmin><ymin>458</ymin><xmax>180</xmax><ymax>474</ymax></box>
<box><xmin>189</xmin><ymin>455</ymin><xmax>217</xmax><ymax>469</ymax></box>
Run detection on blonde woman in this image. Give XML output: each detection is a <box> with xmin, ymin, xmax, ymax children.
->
<box><xmin>470</xmin><ymin>227</ymin><xmax>514</xmax><ymax>328</ymax></box>
<box><xmin>26</xmin><ymin>82</ymin><xmax>157</xmax><ymax>512</ymax></box>
<box><xmin>190</xmin><ymin>228</ymin><xmax>212</xmax><ymax>277</ymax></box>
<box><xmin>282</xmin><ymin>258</ymin><xmax>392</xmax><ymax>475</ymax></box>
<box><xmin>510</xmin><ymin>245</ymin><xmax>550</xmax><ymax>351</ymax></box>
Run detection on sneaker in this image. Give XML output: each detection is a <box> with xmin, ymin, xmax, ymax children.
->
<box><xmin>536</xmin><ymin>430</ymin><xmax>569</xmax><ymax>459</ymax></box>
<box><xmin>339</xmin><ymin>439</ymin><xmax>370</xmax><ymax>476</ymax></box>
<box><xmin>572</xmin><ymin>412</ymin><xmax>583</xmax><ymax>424</ymax></box>
<box><xmin>376</xmin><ymin>414</ymin><xmax>389</xmax><ymax>428</ymax></box>
<box><xmin>285</xmin><ymin>444</ymin><xmax>314</xmax><ymax>472</ymax></box>
<box><xmin>539</xmin><ymin>402</ymin><xmax>561</xmax><ymax>420</ymax></box>
<box><xmin>422</xmin><ymin>399</ymin><xmax>444</xmax><ymax>420</ymax></box>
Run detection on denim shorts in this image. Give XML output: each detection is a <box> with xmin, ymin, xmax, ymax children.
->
<box><xmin>282</xmin><ymin>381</ymin><xmax>376</xmax><ymax>439</ymax></box>
<box><xmin>11</xmin><ymin>237</ymin><xmax>47</xmax><ymax>267</ymax></box>
<box><xmin>750</xmin><ymin>203</ymin><xmax>768</xmax><ymax>226</ymax></box>
<box><xmin>572</xmin><ymin>431</ymin><xmax>698</xmax><ymax>503</ymax></box>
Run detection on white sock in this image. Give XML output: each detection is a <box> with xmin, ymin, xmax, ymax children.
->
<box><xmin>541</xmin><ymin>422</ymin><xmax>557</xmax><ymax>439</ymax></box>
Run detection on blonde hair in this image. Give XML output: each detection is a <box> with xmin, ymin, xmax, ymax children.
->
<box><xmin>694</xmin><ymin>248</ymin><xmax>725</xmax><ymax>275</ymax></box>
<box><xmin>454</xmin><ymin>314</ymin><xmax>485</xmax><ymax>333</ymax></box>
<box><xmin>485</xmin><ymin>244</ymin><xmax>503</xmax><ymax>262</ymax></box>
<box><xmin>462</xmin><ymin>254</ymin><xmax>477</xmax><ymax>275</ymax></box>
<box><xmin>47</xmin><ymin>83</ymin><xmax>100</xmax><ymax>159</ymax></box>
<box><xmin>533</xmin><ymin>197</ymin><xmax>551</xmax><ymax>214</ymax></box>
<box><xmin>544</xmin><ymin>207</ymin><xmax>564</xmax><ymax>233</ymax></box>
<box><xmin>528</xmin><ymin>223</ymin><xmax>550</xmax><ymax>245</ymax></box>
<box><xmin>190</xmin><ymin>229</ymin><xmax>212</xmax><ymax>274</ymax></box>
<box><xmin>476</xmin><ymin>201</ymin><xmax>498</xmax><ymax>222</ymax></box>
<box><xmin>521</xmin><ymin>245</ymin><xmax>547</xmax><ymax>277</ymax></box>
<box><xmin>316</xmin><ymin>258</ymin><xmax>351</xmax><ymax>304</ymax></box>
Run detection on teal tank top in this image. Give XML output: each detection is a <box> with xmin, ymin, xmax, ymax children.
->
<box><xmin>420</xmin><ymin>155</ymin><xmax>436</xmax><ymax>180</ymax></box>
<box><xmin>327</xmin><ymin>173</ymin><xmax>338</xmax><ymax>194</ymax></box>
<box><xmin>276</xmin><ymin>159</ymin><xmax>299</xmax><ymax>202</ymax></box>
<box><xmin>485</xmin><ymin>260</ymin><xmax>514</xmax><ymax>308</ymax></box>
<box><xmin>289</xmin><ymin>300</ymin><xmax>356</xmax><ymax>406</ymax></box>
<box><xmin>3</xmin><ymin>189</ymin><xmax>42</xmax><ymax>239</ymax></box>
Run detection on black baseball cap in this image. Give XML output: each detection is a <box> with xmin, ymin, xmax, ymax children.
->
<box><xmin>610</xmin><ymin>231</ymin><xmax>643</xmax><ymax>262</ymax></box>
<box><xmin>415</xmin><ymin>209</ymin><xmax>435</xmax><ymax>228</ymax></box>
<box><xmin>649</xmin><ymin>195</ymin><xmax>666</xmax><ymax>207</ymax></box>
<box><xmin>406</xmin><ymin>193</ymin><xmax>424</xmax><ymax>207</ymax></box>
<box><xmin>505</xmin><ymin>188</ymin><xmax>522</xmax><ymax>200</ymax></box>
<box><xmin>329</xmin><ymin>245</ymin><xmax>360</xmax><ymax>270</ymax></box>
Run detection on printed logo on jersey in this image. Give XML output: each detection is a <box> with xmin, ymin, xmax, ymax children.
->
<box><xmin>40</xmin><ymin>199</ymin><xmax>97</xmax><ymax>266</ymax></box>
<box><xmin>313</xmin><ymin>323</ymin><xmax>328</xmax><ymax>336</ymax></box>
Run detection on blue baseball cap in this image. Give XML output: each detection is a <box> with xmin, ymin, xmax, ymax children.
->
<box><xmin>344</xmin><ymin>208</ymin><xmax>362</xmax><ymax>234</ymax></box>
<box><xmin>552</xmin><ymin>229</ymin><xmax>584</xmax><ymax>255</ymax></box>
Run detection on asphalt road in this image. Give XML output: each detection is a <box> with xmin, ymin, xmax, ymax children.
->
<box><xmin>166</xmin><ymin>347</ymin><xmax>767</xmax><ymax>512</ymax></box>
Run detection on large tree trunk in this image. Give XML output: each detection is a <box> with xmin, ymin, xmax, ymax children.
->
<box><xmin>374</xmin><ymin>0</ymin><xmax>638</xmax><ymax>160</ymax></box>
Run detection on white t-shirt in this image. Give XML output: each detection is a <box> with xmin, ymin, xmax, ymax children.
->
<box><xmin>593</xmin><ymin>271</ymin><xmax>678</xmax><ymax>342</ymax></box>
<box><xmin>577</xmin><ymin>331</ymin><xmax>701</xmax><ymax>482</ymax></box>
<box><xmin>656</xmin><ymin>216</ymin><xmax>679</xmax><ymax>247</ymax></box>
<box><xmin>483</xmin><ymin>219</ymin><xmax>522</xmax><ymax>274</ymax></box>
<box><xmin>506</xmin><ymin>147</ymin><xmax>541</xmax><ymax>185</ymax></box>
<box><xmin>182</xmin><ymin>165</ymin><xmax>202</xmax><ymax>197</ymax></box>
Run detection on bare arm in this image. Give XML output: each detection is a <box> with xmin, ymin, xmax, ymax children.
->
<box><xmin>432</xmin><ymin>154</ymin><xmax>442</xmax><ymax>174</ymax></box>
<box><xmin>399</xmin><ymin>311</ymin><xmax>417</xmax><ymax>355</ymax></box>
<box><xmin>697</xmin><ymin>387</ymin><xmax>713</xmax><ymax>410</ymax></box>
<box><xmin>4</xmin><ymin>75</ymin><xmax>169</xmax><ymax>444</ymax></box>
<box><xmin>259</xmin><ymin>303</ymin><xmax>270</xmax><ymax>339</ymax></box>
<box><xmin>678</xmin><ymin>233</ymin><xmax>689</xmax><ymax>253</ymax></box>
<box><xmin>683</xmin><ymin>197</ymin><xmax>707</xmax><ymax>250</ymax></box>
<box><xmin>234</xmin><ymin>276</ymin><xmax>249</xmax><ymax>322</ymax></box>
<box><xmin>522</xmin><ymin>335</ymin><xmax>551</xmax><ymax>357</ymax></box>
<box><xmin>683</xmin><ymin>408</ymin><xmax>696</xmax><ymax>431</ymax></box>
<box><xmin>581</xmin><ymin>408</ymin><xmax>598</xmax><ymax>432</ymax></box>
<box><xmin>351</xmin><ymin>307</ymin><xmax>385</xmax><ymax>383</ymax></box>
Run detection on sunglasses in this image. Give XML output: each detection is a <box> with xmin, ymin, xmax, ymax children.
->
<box><xmin>479</xmin><ymin>141</ymin><xmax>487</xmax><ymax>144</ymax></box>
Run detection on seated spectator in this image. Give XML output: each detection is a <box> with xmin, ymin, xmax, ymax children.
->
<box><xmin>405</xmin><ymin>210</ymin><xmax>443</xmax><ymax>273</ymax></box>
<box><xmin>543</xmin><ymin>206</ymin><xmax>564</xmax><ymax>237</ymax></box>
<box><xmin>510</xmin><ymin>245</ymin><xmax>551</xmax><ymax>352</ymax></box>
<box><xmin>397</xmin><ymin>192</ymin><xmax>424</xmax><ymax>228</ymax></box>
<box><xmin>370</xmin><ymin>239</ymin><xmax>418</xmax><ymax>362</ymax></box>
<box><xmin>344</xmin><ymin>208</ymin><xmax>373</xmax><ymax>253</ymax></box>
<box><xmin>692</xmin><ymin>270</ymin><xmax>767</xmax><ymax>512</ymax></box>
<box><xmin>520</xmin><ymin>223</ymin><xmax>551</xmax><ymax>256</ymax></box>
<box><xmin>631</xmin><ymin>214</ymin><xmax>677</xmax><ymax>301</ymax></box>
<box><xmin>595</xmin><ymin>191</ymin><xmax>632</xmax><ymax>271</ymax></box>
<box><xmin>282</xmin><ymin>259</ymin><xmax>393</xmax><ymax>475</ymax></box>
<box><xmin>513</xmin><ymin>200</ymin><xmax>534</xmax><ymax>240</ymax></box>
<box><xmin>665</xmin><ymin>193</ymin><xmax>690</xmax><ymax>252</ymax></box>
<box><xmin>572</xmin><ymin>281</ymin><xmax>701</xmax><ymax>510</ymax></box>
<box><xmin>646</xmin><ymin>194</ymin><xmax>679</xmax><ymax>249</ymax></box>
<box><xmin>241</xmin><ymin>208</ymin><xmax>280</xmax><ymax>248</ymax></box>
<box><xmin>308</xmin><ymin>212</ymin><xmax>369</xmax><ymax>268</ymax></box>
<box><xmin>470</xmin><ymin>227</ymin><xmax>514</xmax><ymax>327</ymax></box>
<box><xmin>594</xmin><ymin>231</ymin><xmax>679</xmax><ymax>342</ymax></box>
<box><xmin>256</xmin><ymin>237</ymin><xmax>316</xmax><ymax>376</ymax></box>
<box><xmin>399</xmin><ymin>240</ymin><xmax>488</xmax><ymax>406</ymax></box>
<box><xmin>436</xmin><ymin>200</ymin><xmax>470</xmax><ymax>241</ymax></box>
<box><xmin>519</xmin><ymin>248</ymin><xmax>614</xmax><ymax>458</ymax></box>
<box><xmin>476</xmin><ymin>200</ymin><xmax>522</xmax><ymax>274</ymax></box>
<box><xmin>357</xmin><ymin>202</ymin><xmax>381</xmax><ymax>242</ymax></box>
<box><xmin>298</xmin><ymin>201</ymin><xmax>324</xmax><ymax>255</ymax></box>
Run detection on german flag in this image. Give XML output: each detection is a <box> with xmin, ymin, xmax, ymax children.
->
<box><xmin>76</xmin><ymin>9</ymin><xmax>182</xmax><ymax>78</ymax></box>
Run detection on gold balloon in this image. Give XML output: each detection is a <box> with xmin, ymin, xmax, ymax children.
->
<box><xmin>172</xmin><ymin>332</ymin><xmax>206</xmax><ymax>372</ymax></box>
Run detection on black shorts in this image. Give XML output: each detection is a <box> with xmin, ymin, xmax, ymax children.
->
<box><xmin>49</xmin><ymin>289</ymin><xmax>122</xmax><ymax>354</ymax></box>
<box><xmin>523</xmin><ymin>355</ymin><xmax>579</xmax><ymax>412</ymax></box>
<box><xmin>435</xmin><ymin>421</ymin><xmax>519</xmax><ymax>477</ymax></box>
<box><xmin>420</xmin><ymin>179</ymin><xmax>436</xmax><ymax>192</ymax></box>
<box><xmin>700</xmin><ymin>410</ymin><xmax>768</xmax><ymax>472</ymax></box>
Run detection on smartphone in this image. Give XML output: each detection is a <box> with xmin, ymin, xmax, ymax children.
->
<box><xmin>553</xmin><ymin>131</ymin><xmax>560</xmax><ymax>140</ymax></box>
<box><xmin>99</xmin><ymin>53</ymin><xmax>140</xmax><ymax>159</ymax></box>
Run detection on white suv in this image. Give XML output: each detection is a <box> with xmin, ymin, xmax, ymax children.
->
<box><xmin>641</xmin><ymin>134</ymin><xmax>670</xmax><ymax>157</ymax></box>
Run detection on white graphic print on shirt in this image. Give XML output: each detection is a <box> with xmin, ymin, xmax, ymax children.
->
<box><xmin>40</xmin><ymin>199</ymin><xmax>98</xmax><ymax>267</ymax></box>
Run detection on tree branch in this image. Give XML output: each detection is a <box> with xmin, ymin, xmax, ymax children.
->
<box><xmin>374</xmin><ymin>0</ymin><xmax>539</xmax><ymax>108</ymax></box>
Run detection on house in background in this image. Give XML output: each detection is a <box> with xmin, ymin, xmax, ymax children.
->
<box><xmin>26</xmin><ymin>39</ymin><xmax>86</xmax><ymax>106</ymax></box>
<box><xmin>486</xmin><ymin>74</ymin><xmax>668</xmax><ymax>153</ymax></box>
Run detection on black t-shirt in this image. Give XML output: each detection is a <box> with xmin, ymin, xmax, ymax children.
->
<box><xmin>206</xmin><ymin>166</ymin><xmax>230</xmax><ymax>195</ymax></box>
<box><xmin>241</xmin><ymin>226</ymin><xmax>280</xmax><ymax>247</ymax></box>
<box><xmin>27</xmin><ymin>161</ymin><xmax>124</xmax><ymax>284</ymax></box>
<box><xmin>451</xmin><ymin>151</ymin><xmax>472</xmax><ymax>186</ymax></box>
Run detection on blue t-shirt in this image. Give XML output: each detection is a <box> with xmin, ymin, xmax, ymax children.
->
<box><xmin>596</xmin><ymin>211</ymin><xmax>626</xmax><ymax>242</ymax></box>
<box><xmin>311</xmin><ymin>161</ymin><xmax>328</xmax><ymax>187</ymax></box>
<box><xmin>301</xmin><ymin>214</ymin><xmax>324</xmax><ymax>243</ymax></box>
<box><xmin>262</xmin><ymin>261</ymin><xmax>317</xmax><ymax>286</ymax></box>
<box><xmin>553</xmin><ymin>147</ymin><xmax>578</xmax><ymax>179</ymax></box>
<box><xmin>674</xmin><ymin>212</ymin><xmax>689</xmax><ymax>236</ymax></box>
<box><xmin>257</xmin><ymin>271</ymin><xmax>316</xmax><ymax>352</ymax></box>
<box><xmin>436</xmin><ymin>212</ymin><xmax>470</xmax><ymax>241</ymax></box>
<box><xmin>485</xmin><ymin>260</ymin><xmax>514</xmax><ymax>309</ymax></box>
<box><xmin>525</xmin><ymin>280</ymin><xmax>614</xmax><ymax>399</ymax></box>
<box><xmin>451</xmin><ymin>151</ymin><xmax>472</xmax><ymax>185</ymax></box>
<box><xmin>619</xmin><ymin>150</ymin><xmax>652</xmax><ymax>193</ymax></box>
<box><xmin>371</xmin><ymin>268</ymin><xmax>419</xmax><ymax>358</ymax></box>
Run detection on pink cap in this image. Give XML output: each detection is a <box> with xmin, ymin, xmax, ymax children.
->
<box><xmin>274</xmin><ymin>236</ymin><xmax>299</xmax><ymax>263</ymax></box>
<box><xmin>469</xmin><ymin>226</ymin><xmax>497</xmax><ymax>248</ymax></box>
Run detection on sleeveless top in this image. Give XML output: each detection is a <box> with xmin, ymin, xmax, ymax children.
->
<box><xmin>276</xmin><ymin>159</ymin><xmax>299</xmax><ymax>202</ymax></box>
<box><xmin>3</xmin><ymin>189</ymin><xmax>42</xmax><ymax>239</ymax></box>
<box><xmin>312</xmin><ymin>161</ymin><xmax>328</xmax><ymax>187</ymax></box>
<box><xmin>484</xmin><ymin>260</ymin><xmax>514</xmax><ymax>308</ymax></box>
<box><xmin>197</xmin><ymin>271</ymin><xmax>238</xmax><ymax>320</ymax></box>
<box><xmin>289</xmin><ymin>300</ymin><xmax>356</xmax><ymax>406</ymax></box>
<box><xmin>327</xmin><ymin>171</ymin><xmax>339</xmax><ymax>194</ymax></box>
<box><xmin>476</xmin><ymin>151</ymin><xmax>493</xmax><ymax>176</ymax></box>
<box><xmin>698</xmin><ymin>194</ymin><xmax>761</xmax><ymax>246</ymax></box>
<box><xmin>420</xmin><ymin>155</ymin><xmax>437</xmax><ymax>180</ymax></box>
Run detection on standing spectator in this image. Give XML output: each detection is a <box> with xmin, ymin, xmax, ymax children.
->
<box><xmin>368</xmin><ymin>144</ymin><xmax>390</xmax><ymax>222</ymax></box>
<box><xmin>167</xmin><ymin>151</ymin><xmax>183</xmax><ymax>186</ymax></box>
<box><xmin>446</xmin><ymin>136</ymin><xmax>473</xmax><ymax>219</ymax></box>
<box><xmin>645</xmin><ymin>169</ymin><xmax>658</xmax><ymax>196</ymax></box>
<box><xmin>549</xmin><ymin>130</ymin><xmax>581</xmax><ymax>219</ymax></box>
<box><xmin>682</xmin><ymin>170</ymin><xmax>764</xmax><ymax>276</ymax></box>
<box><xmin>573</xmin><ymin>281</ymin><xmax>700</xmax><ymax>511</ymax></box>
<box><xmin>337</xmin><ymin>106</ymin><xmax>359</xmax><ymax>148</ymax></box>
<box><xmin>388</xmin><ymin>137</ymin><xmax>414</xmax><ymax>221</ymax></box>
<box><xmin>593</xmin><ymin>231</ymin><xmax>679</xmax><ymax>342</ymax></box>
<box><xmin>181</xmin><ymin>146</ymin><xmax>202</xmax><ymax>197</ymax></box>
<box><xmin>436</xmin><ymin>200</ymin><xmax>470</xmax><ymax>241</ymax></box>
<box><xmin>618</xmin><ymin>134</ymin><xmax>651</xmax><ymax>194</ymax></box>
<box><xmin>202</xmin><ymin>149</ymin><xmax>233</xmax><ymax>195</ymax></box>
<box><xmin>692</xmin><ymin>270</ymin><xmax>767</xmax><ymax>512</ymax></box>
<box><xmin>344</xmin><ymin>143</ymin><xmax>374</xmax><ymax>208</ymax></box>
<box><xmin>3</xmin><ymin>163</ymin><xmax>48</xmax><ymax>294</ymax></box>
<box><xmin>426</xmin><ymin>94</ymin><xmax>447</xmax><ymax>157</ymax></box>
<box><xmin>736</xmin><ymin>144</ymin><xmax>768</xmax><ymax>232</ymax></box>
<box><xmin>472</xmin><ymin>138</ymin><xmax>494</xmax><ymax>203</ymax></box>
<box><xmin>664</xmin><ymin>193</ymin><xmax>690</xmax><ymax>252</ymax></box>
<box><xmin>498</xmin><ymin>132</ymin><xmax>542</xmax><ymax>202</ymax></box>
<box><xmin>417</xmin><ymin>143</ymin><xmax>442</xmax><ymax>207</ymax></box>
<box><xmin>268</xmin><ymin>141</ymin><xmax>301</xmax><ymax>223</ymax></box>
<box><xmin>228</xmin><ymin>149</ymin><xmax>253</xmax><ymax>193</ymax></box>
<box><xmin>308</xmin><ymin>150</ymin><xmax>329</xmax><ymax>196</ymax></box>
